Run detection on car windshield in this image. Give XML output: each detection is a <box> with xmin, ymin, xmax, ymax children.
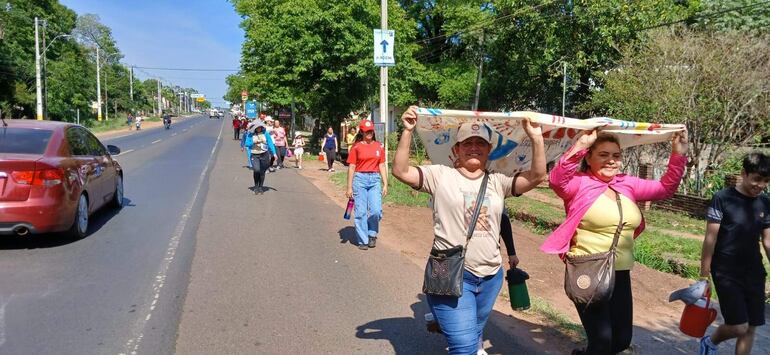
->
<box><xmin>0</xmin><ymin>128</ymin><xmax>54</xmax><ymax>154</ymax></box>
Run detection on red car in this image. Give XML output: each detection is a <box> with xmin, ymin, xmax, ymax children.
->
<box><xmin>0</xmin><ymin>119</ymin><xmax>124</xmax><ymax>239</ymax></box>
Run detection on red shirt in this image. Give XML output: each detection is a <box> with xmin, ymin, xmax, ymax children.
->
<box><xmin>232</xmin><ymin>118</ymin><xmax>241</xmax><ymax>128</ymax></box>
<box><xmin>347</xmin><ymin>141</ymin><xmax>385</xmax><ymax>172</ymax></box>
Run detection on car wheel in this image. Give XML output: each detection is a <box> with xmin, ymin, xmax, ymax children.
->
<box><xmin>109</xmin><ymin>175</ymin><xmax>124</xmax><ymax>209</ymax></box>
<box><xmin>68</xmin><ymin>194</ymin><xmax>89</xmax><ymax>239</ymax></box>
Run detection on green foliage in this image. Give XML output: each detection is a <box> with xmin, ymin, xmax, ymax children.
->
<box><xmin>696</xmin><ymin>0</ymin><xmax>770</xmax><ymax>33</ymax></box>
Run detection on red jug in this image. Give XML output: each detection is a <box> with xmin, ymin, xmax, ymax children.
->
<box><xmin>679</xmin><ymin>290</ymin><xmax>717</xmax><ymax>338</ymax></box>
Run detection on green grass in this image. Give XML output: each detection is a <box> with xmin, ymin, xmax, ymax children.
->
<box><xmin>328</xmin><ymin>170</ymin><xmax>431</xmax><ymax>207</ymax></box>
<box><xmin>634</xmin><ymin>229</ymin><xmax>704</xmax><ymax>280</ymax></box>
<box><xmin>644</xmin><ymin>208</ymin><xmax>706</xmax><ymax>236</ymax></box>
<box><xmin>506</xmin><ymin>195</ymin><xmax>564</xmax><ymax>234</ymax></box>
<box><xmin>87</xmin><ymin>116</ymin><xmax>160</xmax><ymax>133</ymax></box>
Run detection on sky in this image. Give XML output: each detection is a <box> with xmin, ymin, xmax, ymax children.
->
<box><xmin>60</xmin><ymin>0</ymin><xmax>244</xmax><ymax>107</ymax></box>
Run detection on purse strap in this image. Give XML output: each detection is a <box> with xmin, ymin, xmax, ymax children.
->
<box><xmin>608</xmin><ymin>191</ymin><xmax>626</xmax><ymax>252</ymax></box>
<box><xmin>464</xmin><ymin>171</ymin><xmax>490</xmax><ymax>248</ymax></box>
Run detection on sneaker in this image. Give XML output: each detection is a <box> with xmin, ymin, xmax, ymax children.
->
<box><xmin>329</xmin><ymin>168</ymin><xmax>335</xmax><ymax>172</ymax></box>
<box><xmin>699</xmin><ymin>336</ymin><xmax>718</xmax><ymax>355</ymax></box>
<box><xmin>477</xmin><ymin>350</ymin><xmax>488</xmax><ymax>355</ymax></box>
<box><xmin>368</xmin><ymin>237</ymin><xmax>377</xmax><ymax>248</ymax></box>
<box><xmin>358</xmin><ymin>244</ymin><xmax>368</xmax><ymax>250</ymax></box>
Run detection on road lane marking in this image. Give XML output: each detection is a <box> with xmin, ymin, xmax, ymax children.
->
<box><xmin>117</xmin><ymin>149</ymin><xmax>135</xmax><ymax>156</ymax></box>
<box><xmin>183</xmin><ymin>129</ymin><xmax>188</xmax><ymax>132</ymax></box>
<box><xmin>171</xmin><ymin>133</ymin><xmax>177</xmax><ymax>136</ymax></box>
<box><xmin>123</xmin><ymin>115</ymin><xmax>225</xmax><ymax>355</ymax></box>
<box><xmin>151</xmin><ymin>139</ymin><xmax>162</xmax><ymax>144</ymax></box>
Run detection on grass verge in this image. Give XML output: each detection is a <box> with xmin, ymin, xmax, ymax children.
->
<box><xmin>87</xmin><ymin>116</ymin><xmax>160</xmax><ymax>133</ymax></box>
<box><xmin>329</xmin><ymin>170</ymin><xmax>430</xmax><ymax>207</ymax></box>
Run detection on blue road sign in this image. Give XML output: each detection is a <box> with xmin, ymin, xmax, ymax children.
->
<box><xmin>245</xmin><ymin>101</ymin><xmax>257</xmax><ymax>119</ymax></box>
<box><xmin>373</xmin><ymin>29</ymin><xmax>395</xmax><ymax>67</ymax></box>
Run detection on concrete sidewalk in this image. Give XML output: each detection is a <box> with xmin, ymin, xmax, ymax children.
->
<box><xmin>173</xmin><ymin>136</ymin><xmax>551</xmax><ymax>354</ymax></box>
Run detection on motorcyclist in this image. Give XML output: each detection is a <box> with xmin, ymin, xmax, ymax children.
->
<box><xmin>163</xmin><ymin>112</ymin><xmax>172</xmax><ymax>129</ymax></box>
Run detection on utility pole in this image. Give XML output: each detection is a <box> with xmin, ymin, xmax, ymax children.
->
<box><xmin>562</xmin><ymin>61</ymin><xmax>567</xmax><ymax>117</ymax></box>
<box><xmin>380</xmin><ymin>0</ymin><xmax>389</xmax><ymax>166</ymax></box>
<box><xmin>41</xmin><ymin>20</ymin><xmax>48</xmax><ymax>120</ymax></box>
<box><xmin>96</xmin><ymin>46</ymin><xmax>102</xmax><ymax>121</ymax></box>
<box><xmin>291</xmin><ymin>94</ymin><xmax>296</xmax><ymax>139</ymax></box>
<box><xmin>104</xmin><ymin>65</ymin><xmax>109</xmax><ymax>121</ymax></box>
<box><xmin>472</xmin><ymin>30</ymin><xmax>485</xmax><ymax>111</ymax></box>
<box><xmin>157</xmin><ymin>80</ymin><xmax>162</xmax><ymax>116</ymax></box>
<box><xmin>34</xmin><ymin>17</ymin><xmax>43</xmax><ymax>120</ymax></box>
<box><xmin>129</xmin><ymin>66</ymin><xmax>133</xmax><ymax>101</ymax></box>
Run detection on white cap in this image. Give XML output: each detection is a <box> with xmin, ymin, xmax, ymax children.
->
<box><xmin>265</xmin><ymin>116</ymin><xmax>274</xmax><ymax>122</ymax></box>
<box><xmin>456</xmin><ymin>123</ymin><xmax>491</xmax><ymax>144</ymax></box>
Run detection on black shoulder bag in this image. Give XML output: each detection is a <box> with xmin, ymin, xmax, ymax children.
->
<box><xmin>422</xmin><ymin>172</ymin><xmax>489</xmax><ymax>297</ymax></box>
<box><xmin>564</xmin><ymin>192</ymin><xmax>626</xmax><ymax>307</ymax></box>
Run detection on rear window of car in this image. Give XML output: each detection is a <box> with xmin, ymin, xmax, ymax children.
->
<box><xmin>0</xmin><ymin>128</ymin><xmax>54</xmax><ymax>154</ymax></box>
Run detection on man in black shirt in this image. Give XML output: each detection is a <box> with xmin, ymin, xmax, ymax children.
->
<box><xmin>699</xmin><ymin>152</ymin><xmax>770</xmax><ymax>355</ymax></box>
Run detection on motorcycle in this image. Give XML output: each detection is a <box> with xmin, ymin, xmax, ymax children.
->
<box><xmin>164</xmin><ymin>119</ymin><xmax>171</xmax><ymax>130</ymax></box>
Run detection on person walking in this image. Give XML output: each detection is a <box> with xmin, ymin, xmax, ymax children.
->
<box><xmin>541</xmin><ymin>130</ymin><xmax>688</xmax><ymax>355</ymax></box>
<box><xmin>698</xmin><ymin>152</ymin><xmax>770</xmax><ymax>355</ymax></box>
<box><xmin>127</xmin><ymin>113</ymin><xmax>134</xmax><ymax>130</ymax></box>
<box><xmin>249</xmin><ymin>122</ymin><xmax>276</xmax><ymax>195</ymax></box>
<box><xmin>232</xmin><ymin>116</ymin><xmax>242</xmax><ymax>140</ymax></box>
<box><xmin>272</xmin><ymin>120</ymin><xmax>288</xmax><ymax>168</ymax></box>
<box><xmin>345</xmin><ymin>126</ymin><xmax>357</xmax><ymax>148</ymax></box>
<box><xmin>293</xmin><ymin>133</ymin><xmax>305</xmax><ymax>169</ymax></box>
<box><xmin>392</xmin><ymin>106</ymin><xmax>546</xmax><ymax>354</ymax></box>
<box><xmin>345</xmin><ymin>120</ymin><xmax>388</xmax><ymax>250</ymax></box>
<box><xmin>321</xmin><ymin>127</ymin><xmax>338</xmax><ymax>172</ymax></box>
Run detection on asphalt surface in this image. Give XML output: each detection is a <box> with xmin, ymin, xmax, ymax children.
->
<box><xmin>174</xmin><ymin>127</ymin><xmax>533</xmax><ymax>354</ymax></box>
<box><xmin>0</xmin><ymin>114</ymin><xmax>225</xmax><ymax>355</ymax></box>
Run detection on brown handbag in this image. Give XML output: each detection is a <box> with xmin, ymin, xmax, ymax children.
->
<box><xmin>564</xmin><ymin>192</ymin><xmax>626</xmax><ymax>307</ymax></box>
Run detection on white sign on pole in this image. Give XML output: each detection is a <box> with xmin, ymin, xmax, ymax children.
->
<box><xmin>190</xmin><ymin>93</ymin><xmax>204</xmax><ymax>98</ymax></box>
<box><xmin>373</xmin><ymin>29</ymin><xmax>395</xmax><ymax>67</ymax></box>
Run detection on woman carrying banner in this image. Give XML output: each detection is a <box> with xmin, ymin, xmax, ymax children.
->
<box><xmin>393</xmin><ymin>106</ymin><xmax>546</xmax><ymax>354</ymax></box>
<box><xmin>542</xmin><ymin>130</ymin><xmax>688</xmax><ymax>355</ymax></box>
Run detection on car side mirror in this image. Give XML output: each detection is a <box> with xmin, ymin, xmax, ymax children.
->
<box><xmin>107</xmin><ymin>145</ymin><xmax>121</xmax><ymax>156</ymax></box>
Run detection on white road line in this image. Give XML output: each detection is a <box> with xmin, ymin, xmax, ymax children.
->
<box><xmin>151</xmin><ymin>139</ymin><xmax>162</xmax><ymax>144</ymax></box>
<box><xmin>171</xmin><ymin>133</ymin><xmax>177</xmax><ymax>137</ymax></box>
<box><xmin>123</xmin><ymin>117</ymin><xmax>224</xmax><ymax>355</ymax></box>
<box><xmin>117</xmin><ymin>149</ymin><xmax>135</xmax><ymax>156</ymax></box>
<box><xmin>183</xmin><ymin>129</ymin><xmax>188</xmax><ymax>132</ymax></box>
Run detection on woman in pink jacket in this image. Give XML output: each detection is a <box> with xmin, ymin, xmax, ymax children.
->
<box><xmin>542</xmin><ymin>129</ymin><xmax>688</xmax><ymax>355</ymax></box>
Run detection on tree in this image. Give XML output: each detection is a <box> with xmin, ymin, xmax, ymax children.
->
<box><xmin>696</xmin><ymin>0</ymin><xmax>770</xmax><ymax>33</ymax></box>
<box><xmin>582</xmin><ymin>27</ymin><xmax>770</xmax><ymax>194</ymax></box>
<box><xmin>231</xmin><ymin>0</ymin><xmax>422</xmax><ymax>128</ymax></box>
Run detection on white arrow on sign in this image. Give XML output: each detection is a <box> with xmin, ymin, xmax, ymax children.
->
<box><xmin>190</xmin><ymin>93</ymin><xmax>204</xmax><ymax>98</ymax></box>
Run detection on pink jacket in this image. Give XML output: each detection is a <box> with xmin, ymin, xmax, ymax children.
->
<box><xmin>540</xmin><ymin>147</ymin><xmax>687</xmax><ymax>254</ymax></box>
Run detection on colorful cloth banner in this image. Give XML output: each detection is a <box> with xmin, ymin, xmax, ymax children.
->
<box><xmin>415</xmin><ymin>108</ymin><xmax>685</xmax><ymax>175</ymax></box>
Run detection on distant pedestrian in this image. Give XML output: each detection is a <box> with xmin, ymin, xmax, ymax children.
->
<box><xmin>321</xmin><ymin>127</ymin><xmax>338</xmax><ymax>172</ymax></box>
<box><xmin>345</xmin><ymin>120</ymin><xmax>387</xmax><ymax>250</ymax></box>
<box><xmin>293</xmin><ymin>133</ymin><xmax>305</xmax><ymax>169</ymax></box>
<box><xmin>127</xmin><ymin>113</ymin><xmax>134</xmax><ymax>130</ymax></box>
<box><xmin>249</xmin><ymin>122</ymin><xmax>276</xmax><ymax>195</ymax></box>
<box><xmin>543</xmin><ymin>130</ymin><xmax>688</xmax><ymax>355</ymax></box>
<box><xmin>272</xmin><ymin>120</ymin><xmax>288</xmax><ymax>168</ymax></box>
<box><xmin>698</xmin><ymin>152</ymin><xmax>770</xmax><ymax>355</ymax></box>
<box><xmin>232</xmin><ymin>116</ymin><xmax>242</xmax><ymax>140</ymax></box>
<box><xmin>135</xmin><ymin>116</ymin><xmax>142</xmax><ymax>130</ymax></box>
<box><xmin>345</xmin><ymin>126</ymin><xmax>357</xmax><ymax>148</ymax></box>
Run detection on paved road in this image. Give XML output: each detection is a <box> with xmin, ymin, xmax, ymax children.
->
<box><xmin>175</xmin><ymin>129</ymin><xmax>534</xmax><ymax>354</ymax></box>
<box><xmin>0</xmin><ymin>115</ymin><xmax>225</xmax><ymax>355</ymax></box>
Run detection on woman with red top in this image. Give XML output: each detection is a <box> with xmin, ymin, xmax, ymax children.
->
<box><xmin>345</xmin><ymin>120</ymin><xmax>388</xmax><ymax>250</ymax></box>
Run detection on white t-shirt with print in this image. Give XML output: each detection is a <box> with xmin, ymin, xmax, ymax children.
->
<box><xmin>417</xmin><ymin>164</ymin><xmax>517</xmax><ymax>277</ymax></box>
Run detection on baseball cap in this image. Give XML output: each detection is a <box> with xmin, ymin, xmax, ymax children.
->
<box><xmin>456</xmin><ymin>123</ymin><xmax>491</xmax><ymax>144</ymax></box>
<box><xmin>359</xmin><ymin>119</ymin><xmax>374</xmax><ymax>132</ymax></box>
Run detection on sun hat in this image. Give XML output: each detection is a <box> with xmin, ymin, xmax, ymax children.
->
<box><xmin>456</xmin><ymin>122</ymin><xmax>491</xmax><ymax>143</ymax></box>
<box><xmin>359</xmin><ymin>119</ymin><xmax>374</xmax><ymax>132</ymax></box>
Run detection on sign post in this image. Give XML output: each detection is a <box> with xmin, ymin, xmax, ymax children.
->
<box><xmin>245</xmin><ymin>100</ymin><xmax>257</xmax><ymax>119</ymax></box>
<box><xmin>374</xmin><ymin>19</ymin><xmax>394</xmax><ymax>169</ymax></box>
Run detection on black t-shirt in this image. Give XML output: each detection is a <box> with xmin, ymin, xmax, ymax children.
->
<box><xmin>706</xmin><ymin>187</ymin><xmax>770</xmax><ymax>275</ymax></box>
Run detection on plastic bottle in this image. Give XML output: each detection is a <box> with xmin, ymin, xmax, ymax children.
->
<box><xmin>344</xmin><ymin>198</ymin><xmax>354</xmax><ymax>219</ymax></box>
<box><xmin>506</xmin><ymin>268</ymin><xmax>531</xmax><ymax>310</ymax></box>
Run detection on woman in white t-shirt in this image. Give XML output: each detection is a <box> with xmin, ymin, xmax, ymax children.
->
<box><xmin>293</xmin><ymin>133</ymin><xmax>305</xmax><ymax>169</ymax></box>
<box><xmin>392</xmin><ymin>106</ymin><xmax>546</xmax><ymax>355</ymax></box>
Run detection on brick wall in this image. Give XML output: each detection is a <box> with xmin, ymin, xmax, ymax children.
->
<box><xmin>652</xmin><ymin>194</ymin><xmax>711</xmax><ymax>218</ymax></box>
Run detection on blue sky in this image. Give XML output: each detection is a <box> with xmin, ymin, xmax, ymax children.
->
<box><xmin>60</xmin><ymin>0</ymin><xmax>243</xmax><ymax>106</ymax></box>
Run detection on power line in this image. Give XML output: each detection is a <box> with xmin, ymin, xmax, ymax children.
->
<box><xmin>133</xmin><ymin>66</ymin><xmax>239</xmax><ymax>72</ymax></box>
<box><xmin>637</xmin><ymin>0</ymin><xmax>770</xmax><ymax>31</ymax></box>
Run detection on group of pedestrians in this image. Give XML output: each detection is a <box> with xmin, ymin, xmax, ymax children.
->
<box><xmin>385</xmin><ymin>106</ymin><xmax>769</xmax><ymax>355</ymax></box>
<box><xmin>237</xmin><ymin>114</ymin><xmax>306</xmax><ymax>194</ymax></box>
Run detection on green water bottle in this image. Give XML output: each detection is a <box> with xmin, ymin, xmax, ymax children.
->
<box><xmin>506</xmin><ymin>268</ymin><xmax>531</xmax><ymax>311</ymax></box>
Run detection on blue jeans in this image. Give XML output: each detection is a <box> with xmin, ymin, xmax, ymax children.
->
<box><xmin>427</xmin><ymin>269</ymin><xmax>504</xmax><ymax>355</ymax></box>
<box><xmin>352</xmin><ymin>172</ymin><xmax>382</xmax><ymax>245</ymax></box>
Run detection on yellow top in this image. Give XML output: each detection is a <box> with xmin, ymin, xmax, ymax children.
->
<box><xmin>345</xmin><ymin>133</ymin><xmax>356</xmax><ymax>147</ymax></box>
<box><xmin>568</xmin><ymin>193</ymin><xmax>642</xmax><ymax>270</ymax></box>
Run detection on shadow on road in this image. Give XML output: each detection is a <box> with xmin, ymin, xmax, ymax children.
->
<box><xmin>338</xmin><ymin>226</ymin><xmax>357</xmax><ymax>245</ymax></box>
<box><xmin>356</xmin><ymin>294</ymin><xmax>578</xmax><ymax>354</ymax></box>
<box><xmin>0</xmin><ymin>197</ymin><xmax>134</xmax><ymax>250</ymax></box>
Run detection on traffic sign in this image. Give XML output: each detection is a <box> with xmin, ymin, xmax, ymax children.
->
<box><xmin>196</xmin><ymin>97</ymin><xmax>205</xmax><ymax>103</ymax></box>
<box><xmin>190</xmin><ymin>93</ymin><xmax>204</xmax><ymax>98</ymax></box>
<box><xmin>245</xmin><ymin>101</ymin><xmax>257</xmax><ymax>119</ymax></box>
<box><xmin>373</xmin><ymin>29</ymin><xmax>395</xmax><ymax>67</ymax></box>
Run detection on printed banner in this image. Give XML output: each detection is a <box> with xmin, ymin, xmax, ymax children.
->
<box><xmin>415</xmin><ymin>108</ymin><xmax>685</xmax><ymax>175</ymax></box>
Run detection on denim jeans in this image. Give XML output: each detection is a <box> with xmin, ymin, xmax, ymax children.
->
<box><xmin>427</xmin><ymin>268</ymin><xmax>504</xmax><ymax>355</ymax></box>
<box><xmin>352</xmin><ymin>172</ymin><xmax>382</xmax><ymax>245</ymax></box>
